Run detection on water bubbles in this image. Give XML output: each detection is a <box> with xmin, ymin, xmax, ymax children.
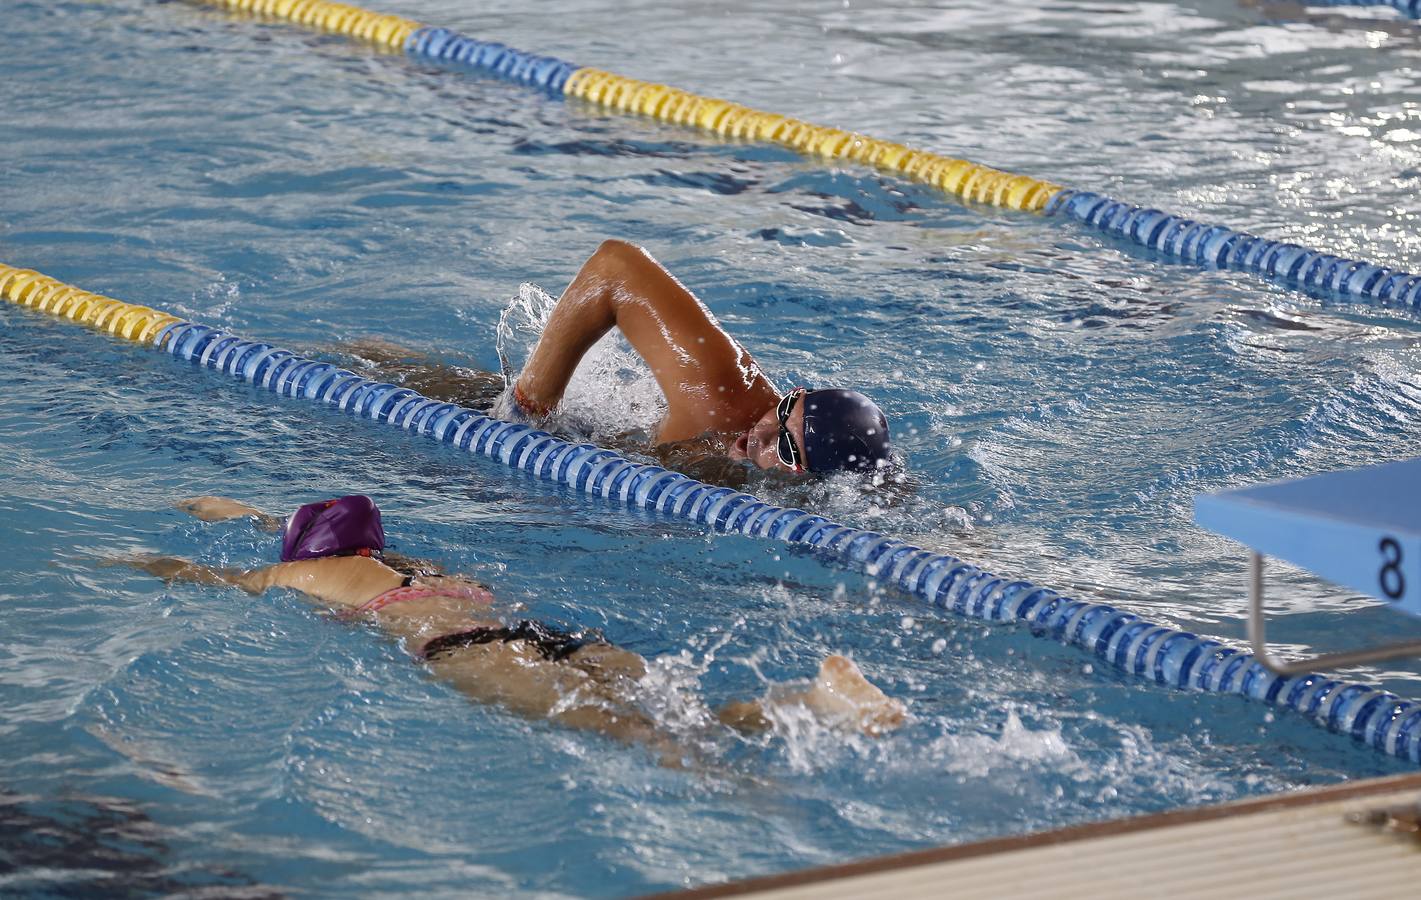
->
<box><xmin>931</xmin><ymin>638</ymin><xmax>947</xmax><ymax>655</ymax></box>
<box><xmin>900</xmin><ymin>616</ymin><xmax>916</xmax><ymax>631</ymax></box>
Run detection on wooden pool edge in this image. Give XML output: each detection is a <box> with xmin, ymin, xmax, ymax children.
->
<box><xmin>648</xmin><ymin>770</ymin><xmax>1421</xmax><ymax>899</ymax></box>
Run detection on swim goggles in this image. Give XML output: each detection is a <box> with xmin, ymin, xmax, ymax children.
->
<box><xmin>776</xmin><ymin>387</ymin><xmax>806</xmax><ymax>472</ymax></box>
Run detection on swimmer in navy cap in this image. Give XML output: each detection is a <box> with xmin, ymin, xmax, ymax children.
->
<box><xmin>513</xmin><ymin>240</ymin><xmax>893</xmax><ymax>475</ymax></box>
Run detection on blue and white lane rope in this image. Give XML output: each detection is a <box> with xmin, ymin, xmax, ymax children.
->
<box><xmin>1319</xmin><ymin>0</ymin><xmax>1421</xmax><ymax>17</ymax></box>
<box><xmin>404</xmin><ymin>27</ymin><xmax>578</xmax><ymax>94</ymax></box>
<box><xmin>1046</xmin><ymin>191</ymin><xmax>1421</xmax><ymax>309</ymax></box>
<box><xmin>149</xmin><ymin>317</ymin><xmax>1421</xmax><ymax>765</ymax></box>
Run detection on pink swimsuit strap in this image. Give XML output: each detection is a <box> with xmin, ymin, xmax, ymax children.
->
<box><xmin>348</xmin><ymin>581</ymin><xmax>492</xmax><ymax>617</ymax></box>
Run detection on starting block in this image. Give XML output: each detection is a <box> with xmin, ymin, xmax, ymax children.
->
<box><xmin>1195</xmin><ymin>457</ymin><xmax>1421</xmax><ymax>675</ymax></box>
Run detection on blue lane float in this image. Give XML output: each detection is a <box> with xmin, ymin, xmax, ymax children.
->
<box><xmin>146</xmin><ymin>316</ymin><xmax>1421</xmax><ymax>765</ymax></box>
<box><xmin>404</xmin><ymin>27</ymin><xmax>578</xmax><ymax>94</ymax></box>
<box><xmin>1047</xmin><ymin>191</ymin><xmax>1421</xmax><ymax>309</ymax></box>
<box><xmin>1319</xmin><ymin>0</ymin><xmax>1421</xmax><ymax>17</ymax></box>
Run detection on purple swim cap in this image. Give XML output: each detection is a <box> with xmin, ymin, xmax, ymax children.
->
<box><xmin>799</xmin><ymin>389</ymin><xmax>892</xmax><ymax>474</ymax></box>
<box><xmin>280</xmin><ymin>495</ymin><xmax>386</xmax><ymax>562</ymax></box>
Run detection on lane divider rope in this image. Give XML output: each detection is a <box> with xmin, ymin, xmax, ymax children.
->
<box><xmin>557</xmin><ymin>67</ymin><xmax>1060</xmax><ymax>212</ymax></box>
<box><xmin>0</xmin><ymin>266</ymin><xmax>181</xmax><ymax>342</ymax></box>
<box><xmin>5</xmin><ymin>260</ymin><xmax>1419</xmax><ymax>765</ymax></box>
<box><xmin>1047</xmin><ymin>190</ymin><xmax>1421</xmax><ymax>310</ymax></box>
<box><xmin>194</xmin><ymin>0</ymin><xmax>420</xmax><ymax>50</ymax></box>
<box><xmin>1320</xmin><ymin>0</ymin><xmax>1421</xmax><ymax>16</ymax></box>
<box><xmin>184</xmin><ymin>0</ymin><xmax>1421</xmax><ymax>312</ymax></box>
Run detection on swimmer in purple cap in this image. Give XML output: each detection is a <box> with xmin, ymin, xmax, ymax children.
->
<box><xmin>124</xmin><ymin>493</ymin><xmax>906</xmax><ymax>764</ymax></box>
<box><xmin>513</xmin><ymin>240</ymin><xmax>892</xmax><ymax>475</ymax></box>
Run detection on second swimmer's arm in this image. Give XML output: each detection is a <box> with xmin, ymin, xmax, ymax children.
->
<box><xmin>176</xmin><ymin>496</ymin><xmax>284</xmax><ymax>532</ymax></box>
<box><xmin>127</xmin><ymin>555</ymin><xmax>394</xmax><ymax>609</ymax></box>
<box><xmin>126</xmin><ymin>555</ymin><xmax>268</xmax><ymax>593</ymax></box>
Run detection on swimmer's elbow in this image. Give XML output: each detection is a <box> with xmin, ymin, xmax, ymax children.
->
<box><xmin>589</xmin><ymin>239</ymin><xmax>656</xmax><ymax>286</ymax></box>
<box><xmin>233</xmin><ymin>567</ymin><xmax>276</xmax><ymax>595</ymax></box>
<box><xmin>594</xmin><ymin>238</ymin><xmax>643</xmax><ymax>260</ymax></box>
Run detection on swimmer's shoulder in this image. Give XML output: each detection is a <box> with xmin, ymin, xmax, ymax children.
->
<box><xmin>653</xmin><ymin>438</ymin><xmax>757</xmax><ymax>489</ymax></box>
<box><xmin>253</xmin><ymin>554</ymin><xmax>403</xmax><ymax>605</ymax></box>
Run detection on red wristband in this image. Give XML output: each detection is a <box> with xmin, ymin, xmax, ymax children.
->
<box><xmin>513</xmin><ymin>381</ymin><xmax>553</xmax><ymax>418</ymax></box>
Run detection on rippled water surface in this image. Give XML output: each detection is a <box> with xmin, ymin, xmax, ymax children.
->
<box><xmin>4</xmin><ymin>0</ymin><xmax>1421</xmax><ymax>896</ymax></box>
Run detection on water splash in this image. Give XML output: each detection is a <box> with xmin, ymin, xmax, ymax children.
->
<box><xmin>494</xmin><ymin>283</ymin><xmax>667</xmax><ymax>439</ymax></box>
<box><xmin>927</xmin><ymin>709</ymin><xmax>1078</xmax><ymax>778</ymax></box>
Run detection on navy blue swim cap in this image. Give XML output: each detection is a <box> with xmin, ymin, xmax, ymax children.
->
<box><xmin>799</xmin><ymin>389</ymin><xmax>891</xmax><ymax>474</ymax></box>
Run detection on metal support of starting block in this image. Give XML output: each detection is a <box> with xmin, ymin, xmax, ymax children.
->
<box><xmin>1248</xmin><ymin>551</ymin><xmax>1421</xmax><ymax>676</ymax></box>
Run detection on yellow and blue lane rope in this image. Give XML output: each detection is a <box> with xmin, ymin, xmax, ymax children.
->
<box><xmin>187</xmin><ymin>0</ymin><xmax>1421</xmax><ymax>311</ymax></box>
<box><xmin>4</xmin><ymin>258</ymin><xmax>1420</xmax><ymax>764</ymax></box>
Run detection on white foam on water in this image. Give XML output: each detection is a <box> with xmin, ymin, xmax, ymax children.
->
<box><xmin>906</xmin><ymin>709</ymin><xmax>1080</xmax><ymax>780</ymax></box>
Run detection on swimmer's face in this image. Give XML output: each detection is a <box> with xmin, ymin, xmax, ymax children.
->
<box><xmin>729</xmin><ymin>396</ymin><xmax>807</xmax><ymax>473</ymax></box>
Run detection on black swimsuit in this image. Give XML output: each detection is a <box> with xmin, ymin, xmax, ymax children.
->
<box><xmin>421</xmin><ymin>620</ymin><xmax>594</xmax><ymax>663</ymax></box>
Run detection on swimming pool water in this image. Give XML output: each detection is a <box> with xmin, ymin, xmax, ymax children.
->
<box><xmin>4</xmin><ymin>0</ymin><xmax>1421</xmax><ymax>895</ymax></box>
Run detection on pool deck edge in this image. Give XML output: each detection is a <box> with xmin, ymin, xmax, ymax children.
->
<box><xmin>651</xmin><ymin>770</ymin><xmax>1421</xmax><ymax>899</ymax></box>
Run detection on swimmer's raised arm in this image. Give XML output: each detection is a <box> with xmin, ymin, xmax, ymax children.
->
<box><xmin>515</xmin><ymin>240</ymin><xmax>780</xmax><ymax>443</ymax></box>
